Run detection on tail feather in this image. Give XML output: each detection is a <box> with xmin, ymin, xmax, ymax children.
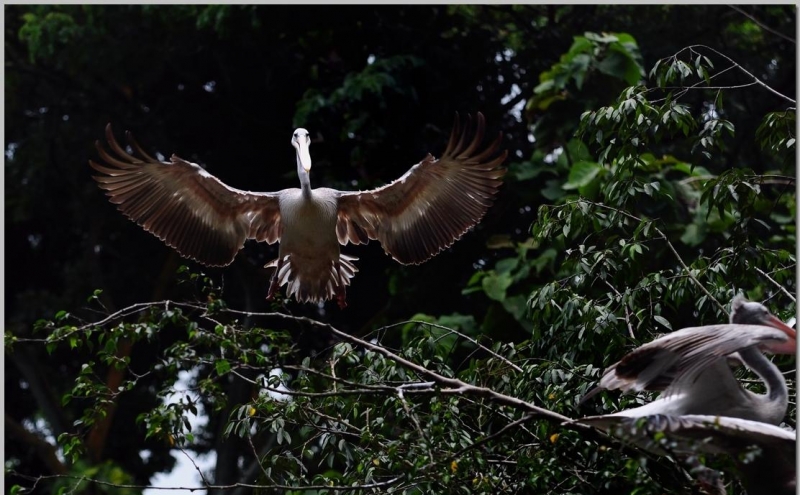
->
<box><xmin>264</xmin><ymin>253</ymin><xmax>359</xmax><ymax>305</ymax></box>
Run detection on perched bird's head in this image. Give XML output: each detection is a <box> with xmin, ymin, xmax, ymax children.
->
<box><xmin>731</xmin><ymin>295</ymin><xmax>796</xmax><ymax>354</ymax></box>
<box><xmin>292</xmin><ymin>128</ymin><xmax>311</xmax><ymax>173</ymax></box>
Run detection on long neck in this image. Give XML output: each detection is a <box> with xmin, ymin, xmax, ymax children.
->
<box><xmin>297</xmin><ymin>158</ymin><xmax>312</xmax><ymax>198</ymax></box>
<box><xmin>738</xmin><ymin>346</ymin><xmax>788</xmax><ymax>409</ymax></box>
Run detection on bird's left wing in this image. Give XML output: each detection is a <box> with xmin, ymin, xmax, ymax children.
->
<box><xmin>334</xmin><ymin>113</ymin><xmax>507</xmax><ymax>264</ymax></box>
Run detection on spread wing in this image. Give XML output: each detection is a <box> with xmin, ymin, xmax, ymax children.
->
<box><xmin>334</xmin><ymin>112</ymin><xmax>508</xmax><ymax>264</ymax></box>
<box><xmin>90</xmin><ymin>124</ymin><xmax>282</xmax><ymax>266</ymax></box>
<box><xmin>591</xmin><ymin>323</ymin><xmax>790</xmax><ymax>397</ymax></box>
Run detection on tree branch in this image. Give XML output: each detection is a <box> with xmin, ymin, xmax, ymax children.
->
<box><xmin>5</xmin><ymin>414</ymin><xmax>67</xmax><ymax>475</ymax></box>
<box><xmin>8</xmin><ymin>470</ymin><xmax>403</xmax><ymax>492</ymax></box>
<box><xmin>728</xmin><ymin>5</ymin><xmax>796</xmax><ymax>44</ymax></box>
<box><xmin>754</xmin><ymin>267</ymin><xmax>797</xmax><ymax>302</ymax></box>
<box><xmin>378</xmin><ymin>320</ymin><xmax>524</xmax><ymax>372</ymax></box>
<box><xmin>682</xmin><ymin>45</ymin><xmax>796</xmax><ymax>105</ymax></box>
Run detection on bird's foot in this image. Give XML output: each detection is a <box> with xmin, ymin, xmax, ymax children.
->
<box><xmin>266</xmin><ymin>277</ymin><xmax>280</xmax><ymax>301</ymax></box>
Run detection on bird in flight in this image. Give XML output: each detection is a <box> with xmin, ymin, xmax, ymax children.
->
<box><xmin>90</xmin><ymin>113</ymin><xmax>507</xmax><ymax>308</ymax></box>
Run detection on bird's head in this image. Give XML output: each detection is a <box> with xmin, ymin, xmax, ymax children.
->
<box><xmin>292</xmin><ymin>128</ymin><xmax>312</xmax><ymax>174</ymax></box>
<box><xmin>731</xmin><ymin>295</ymin><xmax>796</xmax><ymax>354</ymax></box>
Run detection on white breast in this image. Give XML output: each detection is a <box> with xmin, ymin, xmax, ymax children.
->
<box><xmin>279</xmin><ymin>190</ymin><xmax>339</xmax><ymax>253</ymax></box>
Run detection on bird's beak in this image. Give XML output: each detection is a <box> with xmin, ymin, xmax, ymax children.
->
<box><xmin>296</xmin><ymin>139</ymin><xmax>312</xmax><ymax>174</ymax></box>
<box><xmin>767</xmin><ymin>314</ymin><xmax>796</xmax><ymax>337</ymax></box>
<box><xmin>762</xmin><ymin>315</ymin><xmax>797</xmax><ymax>355</ymax></box>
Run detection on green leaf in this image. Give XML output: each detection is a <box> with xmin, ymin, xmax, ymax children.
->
<box><xmin>596</xmin><ymin>48</ymin><xmax>643</xmax><ymax>86</ymax></box>
<box><xmin>653</xmin><ymin>315</ymin><xmax>672</xmax><ymax>330</ymax></box>
<box><xmin>563</xmin><ymin>161</ymin><xmax>602</xmax><ymax>190</ymax></box>
<box><xmin>215</xmin><ymin>359</ymin><xmax>231</xmax><ymax>375</ymax></box>
<box><xmin>482</xmin><ymin>272</ymin><xmax>513</xmax><ymax>302</ymax></box>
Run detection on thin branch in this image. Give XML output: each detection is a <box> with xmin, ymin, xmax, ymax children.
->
<box><xmin>728</xmin><ymin>5</ymin><xmax>796</xmax><ymax>44</ymax></box>
<box><xmin>753</xmin><ymin>267</ymin><xmax>796</xmax><ymax>302</ymax></box>
<box><xmin>70</xmin><ymin>300</ymin><xmax>573</xmax><ymax>424</ymax></box>
<box><xmin>378</xmin><ymin>320</ymin><xmax>524</xmax><ymax>372</ymax></box>
<box><xmin>231</xmin><ymin>369</ymin><xmax>392</xmax><ymax>398</ymax></box>
<box><xmin>244</xmin><ymin>435</ymin><xmax>276</xmax><ymax>485</ymax></box>
<box><xmin>178</xmin><ymin>447</ymin><xmax>213</xmax><ymax>486</ymax></box>
<box><xmin>396</xmin><ymin>387</ymin><xmax>436</xmax><ymax>463</ymax></box>
<box><xmin>647</xmin><ymin>64</ymin><xmax>739</xmax><ymax>104</ymax></box>
<box><xmin>683</xmin><ymin>45</ymin><xmax>796</xmax><ymax>105</ymax></box>
<box><xmin>303</xmin><ymin>316</ymin><xmax>574</xmax><ymax>423</ymax></box>
<box><xmin>603</xmin><ymin>280</ymin><xmax>636</xmax><ymax>339</ymax></box>
<box><xmin>8</xmin><ymin>470</ymin><xmax>403</xmax><ymax>492</ymax></box>
<box><xmin>679</xmin><ymin>175</ymin><xmax>797</xmax><ymax>187</ymax></box>
<box><xmin>298</xmin><ymin>408</ymin><xmax>364</xmax><ymax>434</ymax></box>
<box><xmin>5</xmin><ymin>414</ymin><xmax>67</xmax><ymax>475</ymax></box>
<box><xmin>448</xmin><ymin>413</ymin><xmax>537</xmax><ymax>462</ymax></box>
<box><xmin>660</xmin><ymin>82</ymin><xmax>759</xmax><ymax>91</ymax></box>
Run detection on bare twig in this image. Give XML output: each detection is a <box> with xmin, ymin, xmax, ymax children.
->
<box><xmin>683</xmin><ymin>45</ymin><xmax>796</xmax><ymax>104</ymax></box>
<box><xmin>244</xmin><ymin>435</ymin><xmax>277</xmax><ymax>485</ymax></box>
<box><xmin>379</xmin><ymin>320</ymin><xmax>524</xmax><ymax>372</ymax></box>
<box><xmin>8</xmin><ymin>470</ymin><xmax>403</xmax><ymax>492</ymax></box>
<box><xmin>396</xmin><ymin>387</ymin><xmax>436</xmax><ymax>463</ymax></box>
<box><xmin>449</xmin><ymin>413</ymin><xmax>537</xmax><ymax>462</ymax></box>
<box><xmin>178</xmin><ymin>447</ymin><xmax>214</xmax><ymax>486</ymax></box>
<box><xmin>728</xmin><ymin>5</ymin><xmax>796</xmax><ymax>44</ymax></box>
<box><xmin>753</xmin><ymin>267</ymin><xmax>796</xmax><ymax>302</ymax></box>
<box><xmin>603</xmin><ymin>280</ymin><xmax>636</xmax><ymax>339</ymax></box>
<box><xmin>231</xmin><ymin>369</ymin><xmax>394</xmax><ymax>398</ymax></box>
<box><xmin>679</xmin><ymin>175</ymin><xmax>796</xmax><ymax>187</ymax></box>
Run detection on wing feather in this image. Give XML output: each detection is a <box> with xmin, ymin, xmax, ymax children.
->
<box><xmin>335</xmin><ymin>113</ymin><xmax>508</xmax><ymax>264</ymax></box>
<box><xmin>594</xmin><ymin>323</ymin><xmax>791</xmax><ymax>397</ymax></box>
<box><xmin>90</xmin><ymin>124</ymin><xmax>282</xmax><ymax>266</ymax></box>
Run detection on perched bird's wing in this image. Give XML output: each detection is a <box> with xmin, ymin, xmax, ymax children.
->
<box><xmin>575</xmin><ymin>413</ymin><xmax>795</xmax><ymax>455</ymax></box>
<box><xmin>573</xmin><ymin>414</ymin><xmax>797</xmax><ymax>495</ymax></box>
<box><xmin>90</xmin><ymin>124</ymin><xmax>282</xmax><ymax>266</ymax></box>
<box><xmin>589</xmin><ymin>324</ymin><xmax>791</xmax><ymax>398</ymax></box>
<box><xmin>334</xmin><ymin>113</ymin><xmax>507</xmax><ymax>264</ymax></box>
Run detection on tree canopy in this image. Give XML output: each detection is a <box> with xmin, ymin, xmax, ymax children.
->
<box><xmin>5</xmin><ymin>5</ymin><xmax>796</xmax><ymax>495</ymax></box>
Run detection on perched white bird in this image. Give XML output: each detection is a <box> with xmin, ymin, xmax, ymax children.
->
<box><xmin>581</xmin><ymin>296</ymin><xmax>796</xmax><ymax>423</ymax></box>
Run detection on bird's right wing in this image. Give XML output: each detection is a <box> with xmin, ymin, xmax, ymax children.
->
<box><xmin>90</xmin><ymin>124</ymin><xmax>282</xmax><ymax>266</ymax></box>
<box><xmin>593</xmin><ymin>324</ymin><xmax>791</xmax><ymax>397</ymax></box>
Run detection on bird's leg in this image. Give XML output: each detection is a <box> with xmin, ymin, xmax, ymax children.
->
<box><xmin>265</xmin><ymin>256</ymin><xmax>286</xmax><ymax>301</ymax></box>
<box><xmin>683</xmin><ymin>456</ymin><xmax>725</xmax><ymax>495</ymax></box>
<box><xmin>266</xmin><ymin>276</ymin><xmax>280</xmax><ymax>301</ymax></box>
<box><xmin>333</xmin><ymin>259</ymin><xmax>347</xmax><ymax>309</ymax></box>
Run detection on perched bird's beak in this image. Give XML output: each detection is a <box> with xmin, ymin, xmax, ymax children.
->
<box><xmin>762</xmin><ymin>314</ymin><xmax>797</xmax><ymax>355</ymax></box>
<box><xmin>766</xmin><ymin>314</ymin><xmax>796</xmax><ymax>337</ymax></box>
<box><xmin>292</xmin><ymin>130</ymin><xmax>312</xmax><ymax>174</ymax></box>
